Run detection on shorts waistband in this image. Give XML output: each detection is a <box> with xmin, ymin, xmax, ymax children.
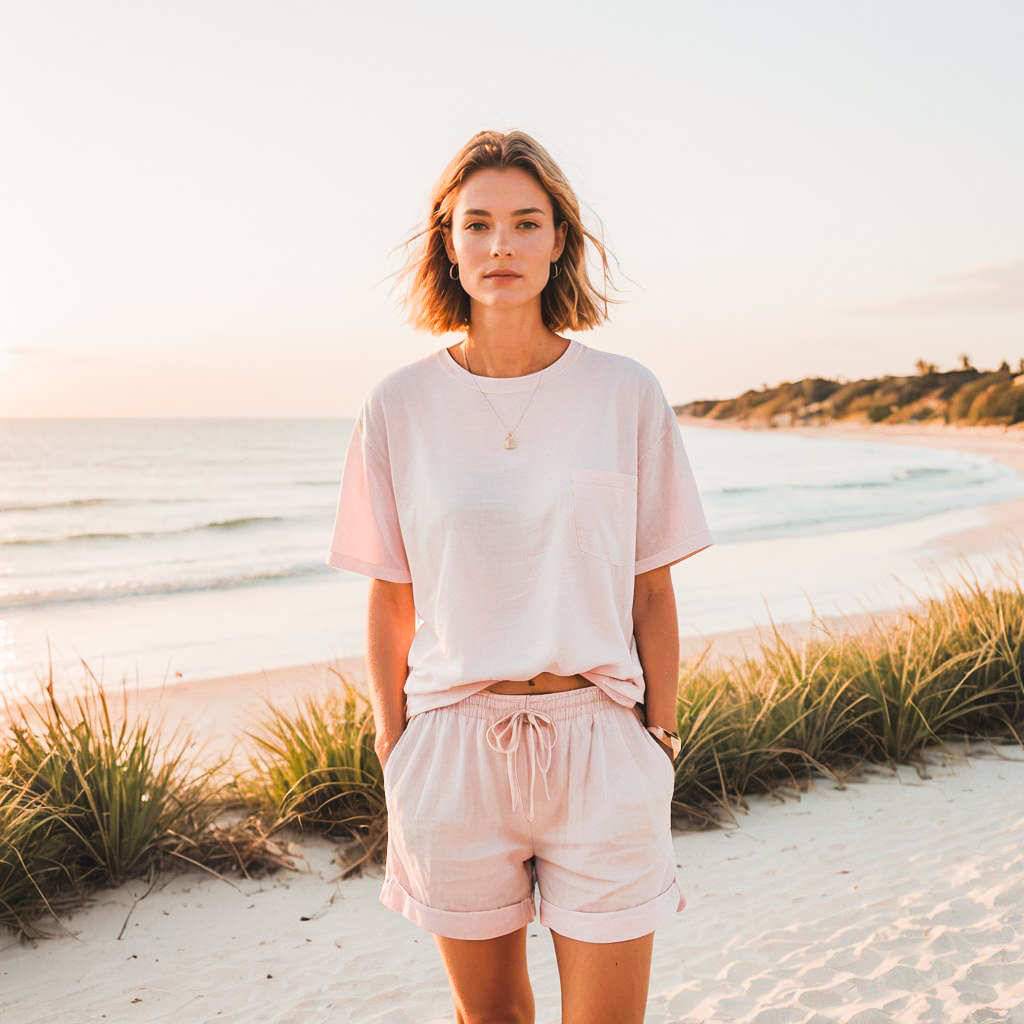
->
<box><xmin>454</xmin><ymin>684</ymin><xmax>624</xmax><ymax>723</ymax></box>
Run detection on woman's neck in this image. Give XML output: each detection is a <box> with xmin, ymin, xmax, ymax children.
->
<box><xmin>451</xmin><ymin>333</ymin><xmax>567</xmax><ymax>378</ymax></box>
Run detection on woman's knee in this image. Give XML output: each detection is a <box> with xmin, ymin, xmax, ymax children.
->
<box><xmin>435</xmin><ymin>927</ymin><xmax>535</xmax><ymax>1024</ymax></box>
<box><xmin>451</xmin><ymin>981</ymin><xmax>534</xmax><ymax>1024</ymax></box>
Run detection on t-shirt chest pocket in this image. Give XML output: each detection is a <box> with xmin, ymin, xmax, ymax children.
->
<box><xmin>570</xmin><ymin>468</ymin><xmax>638</xmax><ymax>567</ymax></box>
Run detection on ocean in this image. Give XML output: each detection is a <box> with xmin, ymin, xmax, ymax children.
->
<box><xmin>3</xmin><ymin>418</ymin><xmax>1023</xmax><ymax>702</ymax></box>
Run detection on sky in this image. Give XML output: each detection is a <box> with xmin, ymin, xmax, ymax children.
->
<box><xmin>1</xmin><ymin>0</ymin><xmax>1022</xmax><ymax>418</ymax></box>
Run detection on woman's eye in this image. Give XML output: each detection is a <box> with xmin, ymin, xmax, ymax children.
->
<box><xmin>464</xmin><ymin>221</ymin><xmax>540</xmax><ymax>231</ymax></box>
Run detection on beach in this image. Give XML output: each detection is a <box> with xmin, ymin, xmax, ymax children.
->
<box><xmin>3</xmin><ymin>418</ymin><xmax>1024</xmax><ymax>1023</ymax></box>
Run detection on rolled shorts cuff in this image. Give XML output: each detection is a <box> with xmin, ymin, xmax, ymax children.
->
<box><xmin>380</xmin><ymin>876</ymin><xmax>537</xmax><ymax>941</ymax></box>
<box><xmin>539</xmin><ymin>879</ymin><xmax>686</xmax><ymax>944</ymax></box>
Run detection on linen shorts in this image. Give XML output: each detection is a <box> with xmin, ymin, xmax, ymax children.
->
<box><xmin>379</xmin><ymin>684</ymin><xmax>684</xmax><ymax>944</ymax></box>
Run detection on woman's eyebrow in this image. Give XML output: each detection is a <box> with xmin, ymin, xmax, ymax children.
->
<box><xmin>462</xmin><ymin>208</ymin><xmax>546</xmax><ymax>217</ymax></box>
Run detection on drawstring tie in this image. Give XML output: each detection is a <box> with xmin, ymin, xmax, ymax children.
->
<box><xmin>485</xmin><ymin>707</ymin><xmax>558</xmax><ymax>822</ymax></box>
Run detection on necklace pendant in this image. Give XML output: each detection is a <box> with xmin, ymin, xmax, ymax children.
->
<box><xmin>504</xmin><ymin>433</ymin><xmax>517</xmax><ymax>450</ymax></box>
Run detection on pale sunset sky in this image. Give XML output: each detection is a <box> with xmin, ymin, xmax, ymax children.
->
<box><xmin>1</xmin><ymin>1</ymin><xmax>1021</xmax><ymax>418</ymax></box>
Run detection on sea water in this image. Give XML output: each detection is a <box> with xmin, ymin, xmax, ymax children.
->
<box><xmin>2</xmin><ymin>418</ymin><xmax>1023</xmax><ymax>701</ymax></box>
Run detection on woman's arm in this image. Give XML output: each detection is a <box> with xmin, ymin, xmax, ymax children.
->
<box><xmin>631</xmin><ymin>564</ymin><xmax>680</xmax><ymax>749</ymax></box>
<box><xmin>366</xmin><ymin>578</ymin><xmax>417</xmax><ymax>766</ymax></box>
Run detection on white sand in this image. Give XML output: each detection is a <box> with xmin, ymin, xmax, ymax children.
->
<box><xmin>2</xmin><ymin>419</ymin><xmax>1024</xmax><ymax>1022</ymax></box>
<box><xmin>1</xmin><ymin>739</ymin><xmax>1021</xmax><ymax>1023</ymax></box>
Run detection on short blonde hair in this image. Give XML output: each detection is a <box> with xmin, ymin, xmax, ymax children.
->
<box><xmin>390</xmin><ymin>130</ymin><xmax>624</xmax><ymax>334</ymax></box>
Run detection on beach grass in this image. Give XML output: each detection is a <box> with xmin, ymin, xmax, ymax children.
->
<box><xmin>667</xmin><ymin>552</ymin><xmax>1024</xmax><ymax>832</ymax></box>
<box><xmin>2</xmin><ymin>553</ymin><xmax>1022</xmax><ymax>943</ymax></box>
<box><xmin>0</xmin><ymin>660</ymin><xmax>299</xmax><ymax>940</ymax></box>
<box><xmin>232</xmin><ymin>685</ymin><xmax>390</xmax><ymax>875</ymax></box>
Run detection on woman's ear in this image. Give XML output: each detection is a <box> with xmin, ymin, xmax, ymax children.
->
<box><xmin>440</xmin><ymin>227</ymin><xmax>455</xmax><ymax>264</ymax></box>
<box><xmin>553</xmin><ymin>220</ymin><xmax>568</xmax><ymax>263</ymax></box>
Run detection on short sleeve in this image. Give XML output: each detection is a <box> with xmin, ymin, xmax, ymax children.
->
<box><xmin>325</xmin><ymin>399</ymin><xmax>412</xmax><ymax>584</ymax></box>
<box><xmin>634</xmin><ymin>377</ymin><xmax>714</xmax><ymax>575</ymax></box>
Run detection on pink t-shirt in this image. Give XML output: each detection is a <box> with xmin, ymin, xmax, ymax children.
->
<box><xmin>325</xmin><ymin>337</ymin><xmax>714</xmax><ymax>719</ymax></box>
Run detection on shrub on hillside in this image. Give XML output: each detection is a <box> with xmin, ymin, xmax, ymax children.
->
<box><xmin>939</xmin><ymin>370</ymin><xmax>982</xmax><ymax>400</ymax></box>
<box><xmin>950</xmin><ymin>377</ymin><xmax>995</xmax><ymax>422</ymax></box>
<box><xmin>800</xmin><ymin>378</ymin><xmax>840</xmax><ymax>404</ymax></box>
<box><xmin>829</xmin><ymin>379</ymin><xmax>878</xmax><ymax>417</ymax></box>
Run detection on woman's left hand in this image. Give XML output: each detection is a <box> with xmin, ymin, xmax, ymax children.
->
<box><xmin>633</xmin><ymin>704</ymin><xmax>676</xmax><ymax>764</ymax></box>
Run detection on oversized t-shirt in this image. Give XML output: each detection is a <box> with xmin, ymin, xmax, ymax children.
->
<box><xmin>325</xmin><ymin>337</ymin><xmax>714</xmax><ymax>719</ymax></box>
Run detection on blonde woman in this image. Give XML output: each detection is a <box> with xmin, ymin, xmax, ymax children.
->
<box><xmin>327</xmin><ymin>130</ymin><xmax>713</xmax><ymax>1024</ymax></box>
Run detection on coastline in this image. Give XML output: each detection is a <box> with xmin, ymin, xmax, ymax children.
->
<box><xmin>675</xmin><ymin>412</ymin><xmax>1024</xmax><ymax>468</ymax></box>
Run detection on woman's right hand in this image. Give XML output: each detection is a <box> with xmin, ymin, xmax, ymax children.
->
<box><xmin>375</xmin><ymin>730</ymin><xmax>403</xmax><ymax>773</ymax></box>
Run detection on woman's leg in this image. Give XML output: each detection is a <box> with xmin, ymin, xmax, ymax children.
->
<box><xmin>433</xmin><ymin>925</ymin><xmax>535</xmax><ymax>1024</ymax></box>
<box><xmin>550</xmin><ymin>929</ymin><xmax>654</xmax><ymax>1024</ymax></box>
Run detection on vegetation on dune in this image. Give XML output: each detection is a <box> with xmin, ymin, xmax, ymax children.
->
<box><xmin>0</xmin><ymin>665</ymin><xmax>300</xmax><ymax>941</ymax></box>
<box><xmin>676</xmin><ymin>355</ymin><xmax>1024</xmax><ymax>428</ymax></box>
<box><xmin>2</xmin><ymin>553</ymin><xmax>1023</xmax><ymax>942</ymax></box>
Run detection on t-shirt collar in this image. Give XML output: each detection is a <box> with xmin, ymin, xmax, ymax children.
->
<box><xmin>434</xmin><ymin>337</ymin><xmax>583</xmax><ymax>393</ymax></box>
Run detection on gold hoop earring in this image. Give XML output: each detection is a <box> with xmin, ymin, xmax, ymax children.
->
<box><xmin>551</xmin><ymin>262</ymin><xmax>561</xmax><ymax>278</ymax></box>
<box><xmin>449</xmin><ymin>262</ymin><xmax>459</xmax><ymax>281</ymax></box>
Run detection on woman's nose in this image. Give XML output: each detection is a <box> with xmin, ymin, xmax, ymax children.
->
<box><xmin>490</xmin><ymin>232</ymin><xmax>513</xmax><ymax>256</ymax></box>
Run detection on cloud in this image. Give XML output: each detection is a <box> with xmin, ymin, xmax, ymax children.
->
<box><xmin>8</xmin><ymin>346</ymin><xmax>50</xmax><ymax>360</ymax></box>
<box><xmin>6</xmin><ymin>346</ymin><xmax>115</xmax><ymax>366</ymax></box>
<box><xmin>5</xmin><ymin>346</ymin><xmax>183</xmax><ymax>367</ymax></box>
<box><xmin>862</xmin><ymin>259</ymin><xmax>1024</xmax><ymax>315</ymax></box>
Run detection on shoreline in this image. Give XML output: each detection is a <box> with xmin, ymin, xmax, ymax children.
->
<box><xmin>675</xmin><ymin>411</ymin><xmax>1024</xmax><ymax>457</ymax></box>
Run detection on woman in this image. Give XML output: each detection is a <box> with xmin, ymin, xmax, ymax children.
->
<box><xmin>326</xmin><ymin>130</ymin><xmax>714</xmax><ymax>1024</ymax></box>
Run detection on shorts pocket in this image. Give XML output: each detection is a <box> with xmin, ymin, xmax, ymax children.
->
<box><xmin>631</xmin><ymin>707</ymin><xmax>677</xmax><ymax>791</ymax></box>
<box><xmin>382</xmin><ymin>715</ymin><xmax>418</xmax><ymax>788</ymax></box>
<box><xmin>571</xmin><ymin>468</ymin><xmax>638</xmax><ymax>567</ymax></box>
<box><xmin>656</xmin><ymin>736</ymin><xmax>676</xmax><ymax>793</ymax></box>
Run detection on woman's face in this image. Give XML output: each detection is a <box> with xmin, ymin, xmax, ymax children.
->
<box><xmin>443</xmin><ymin>167</ymin><xmax>567</xmax><ymax>314</ymax></box>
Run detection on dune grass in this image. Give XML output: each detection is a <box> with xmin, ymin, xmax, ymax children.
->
<box><xmin>232</xmin><ymin>685</ymin><xmax>389</xmax><ymax>875</ymax></box>
<box><xmin>2</xmin><ymin>555</ymin><xmax>1022</xmax><ymax>942</ymax></box>
<box><xmin>0</xmin><ymin>662</ymin><xmax>299</xmax><ymax>940</ymax></box>
<box><xmin>667</xmin><ymin>559</ymin><xmax>1023</xmax><ymax>831</ymax></box>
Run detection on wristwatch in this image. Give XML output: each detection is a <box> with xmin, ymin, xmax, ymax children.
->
<box><xmin>647</xmin><ymin>724</ymin><xmax>682</xmax><ymax>761</ymax></box>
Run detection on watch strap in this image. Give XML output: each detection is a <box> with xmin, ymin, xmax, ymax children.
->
<box><xmin>646</xmin><ymin>724</ymin><xmax>681</xmax><ymax>759</ymax></box>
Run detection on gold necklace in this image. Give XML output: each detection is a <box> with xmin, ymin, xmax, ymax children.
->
<box><xmin>461</xmin><ymin>337</ymin><xmax>549</xmax><ymax>450</ymax></box>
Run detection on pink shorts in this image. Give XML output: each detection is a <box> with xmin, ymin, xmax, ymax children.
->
<box><xmin>380</xmin><ymin>685</ymin><xmax>684</xmax><ymax>944</ymax></box>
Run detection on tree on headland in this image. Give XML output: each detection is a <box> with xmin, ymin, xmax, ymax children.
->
<box><xmin>677</xmin><ymin>356</ymin><xmax>1023</xmax><ymax>427</ymax></box>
